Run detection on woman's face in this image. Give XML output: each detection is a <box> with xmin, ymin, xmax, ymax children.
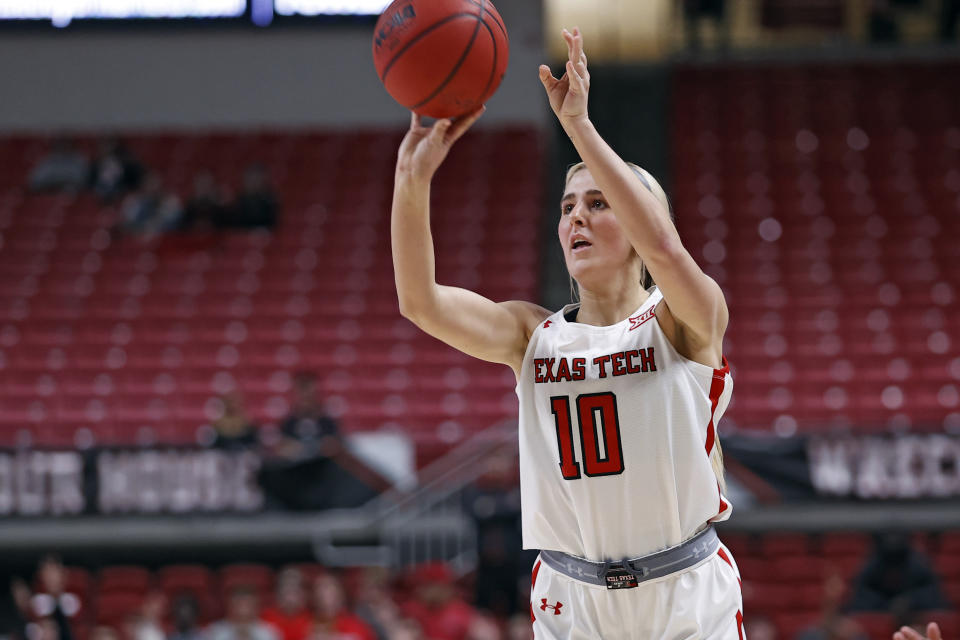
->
<box><xmin>558</xmin><ymin>169</ymin><xmax>638</xmax><ymax>286</ymax></box>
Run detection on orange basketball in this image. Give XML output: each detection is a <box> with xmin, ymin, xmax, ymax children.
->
<box><xmin>372</xmin><ymin>0</ymin><xmax>509</xmax><ymax>119</ymax></box>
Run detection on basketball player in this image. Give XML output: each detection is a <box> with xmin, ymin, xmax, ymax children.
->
<box><xmin>391</xmin><ymin>27</ymin><xmax>743</xmax><ymax>639</ymax></box>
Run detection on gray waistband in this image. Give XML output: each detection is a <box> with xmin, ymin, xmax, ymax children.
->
<box><xmin>539</xmin><ymin>526</ymin><xmax>720</xmax><ymax>587</ymax></box>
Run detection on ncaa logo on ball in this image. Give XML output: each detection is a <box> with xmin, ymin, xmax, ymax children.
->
<box><xmin>374</xmin><ymin>4</ymin><xmax>416</xmax><ymax>52</ymax></box>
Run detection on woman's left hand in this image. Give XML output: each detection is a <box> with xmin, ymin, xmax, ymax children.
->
<box><xmin>539</xmin><ymin>27</ymin><xmax>590</xmax><ymax>126</ymax></box>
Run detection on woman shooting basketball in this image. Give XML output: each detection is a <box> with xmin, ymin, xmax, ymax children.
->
<box><xmin>391</xmin><ymin>27</ymin><xmax>744</xmax><ymax>639</ymax></box>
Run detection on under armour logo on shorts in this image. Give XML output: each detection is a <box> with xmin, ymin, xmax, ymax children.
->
<box><xmin>540</xmin><ymin>599</ymin><xmax>563</xmax><ymax>615</ymax></box>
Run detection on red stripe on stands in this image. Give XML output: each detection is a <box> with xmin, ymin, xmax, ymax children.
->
<box><xmin>704</xmin><ymin>356</ymin><xmax>729</xmax><ymax>456</ymax></box>
<box><xmin>530</xmin><ymin>560</ymin><xmax>541</xmax><ymax>623</ymax></box>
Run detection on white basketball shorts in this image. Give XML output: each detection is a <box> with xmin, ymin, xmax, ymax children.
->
<box><xmin>530</xmin><ymin>543</ymin><xmax>745</xmax><ymax>640</ymax></box>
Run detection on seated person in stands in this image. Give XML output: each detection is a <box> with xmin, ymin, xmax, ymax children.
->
<box><xmin>224</xmin><ymin>164</ymin><xmax>278</xmax><ymax>229</ymax></box>
<box><xmin>275</xmin><ymin>373</ymin><xmax>341</xmax><ymax>460</ymax></box>
<box><xmin>260</xmin><ymin>568</ymin><xmax>312</xmax><ymax>640</ymax></box>
<box><xmin>310</xmin><ymin>574</ymin><xmax>375</xmax><ymax>640</ymax></box>
<box><xmin>90</xmin><ymin>137</ymin><xmax>142</xmax><ymax>202</ymax></box>
<box><xmin>168</xmin><ymin>595</ymin><xmax>204</xmax><ymax>640</ymax></box>
<box><xmin>181</xmin><ymin>170</ymin><xmax>227</xmax><ymax>231</ymax></box>
<box><xmin>208</xmin><ymin>586</ymin><xmax>277</xmax><ymax>640</ymax></box>
<box><xmin>847</xmin><ymin>532</ymin><xmax>949</xmax><ymax>620</ymax></box>
<box><xmin>211</xmin><ymin>392</ymin><xmax>260</xmax><ymax>450</ymax></box>
<box><xmin>28</xmin><ymin>137</ymin><xmax>90</xmax><ymax>193</ymax></box>
<box><xmin>119</xmin><ymin>172</ymin><xmax>183</xmax><ymax>234</ymax></box>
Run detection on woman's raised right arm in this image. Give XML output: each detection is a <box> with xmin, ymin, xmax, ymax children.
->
<box><xmin>392</xmin><ymin>110</ymin><xmax>549</xmax><ymax>375</ymax></box>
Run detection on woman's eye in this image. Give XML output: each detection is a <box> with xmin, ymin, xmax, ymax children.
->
<box><xmin>562</xmin><ymin>204</ymin><xmax>573</xmax><ymax>215</ymax></box>
<box><xmin>592</xmin><ymin>199</ymin><xmax>606</xmax><ymax>209</ymax></box>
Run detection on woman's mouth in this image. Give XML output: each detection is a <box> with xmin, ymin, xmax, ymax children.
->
<box><xmin>572</xmin><ymin>239</ymin><xmax>592</xmax><ymax>253</ymax></box>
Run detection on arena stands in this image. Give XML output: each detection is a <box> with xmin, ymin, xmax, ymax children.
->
<box><xmin>0</xmin><ymin>128</ymin><xmax>541</xmax><ymax>462</ymax></box>
<box><xmin>672</xmin><ymin>62</ymin><xmax>960</xmax><ymax>435</ymax></box>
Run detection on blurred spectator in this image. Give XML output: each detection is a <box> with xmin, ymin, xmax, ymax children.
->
<box><xmin>352</xmin><ymin>568</ymin><xmax>401</xmax><ymax>640</ymax></box>
<box><xmin>29</xmin><ymin>555</ymin><xmax>77</xmax><ymax>640</ymax></box>
<box><xmin>89</xmin><ymin>628</ymin><xmax>119</xmax><ymax>640</ymax></box>
<box><xmin>119</xmin><ymin>172</ymin><xmax>183</xmax><ymax>234</ymax></box>
<box><xmin>942</xmin><ymin>0</ymin><xmax>959</xmax><ymax>40</ymax></box>
<box><xmin>90</xmin><ymin>137</ymin><xmax>142</xmax><ymax>202</ymax></box>
<box><xmin>311</xmin><ymin>574</ymin><xmax>375</xmax><ymax>640</ymax></box>
<box><xmin>181</xmin><ymin>171</ymin><xmax>227</xmax><ymax>231</ymax></box>
<box><xmin>30</xmin><ymin>618</ymin><xmax>60</xmax><ymax>640</ymax></box>
<box><xmin>505</xmin><ymin>615</ymin><xmax>532</xmax><ymax>640</ymax></box>
<box><xmin>798</xmin><ymin>573</ymin><xmax>866</xmax><ymax>640</ymax></box>
<box><xmin>168</xmin><ymin>595</ymin><xmax>203</xmax><ymax>640</ymax></box>
<box><xmin>276</xmin><ymin>374</ymin><xmax>340</xmax><ymax>461</ymax></box>
<box><xmin>745</xmin><ymin>614</ymin><xmax>778</xmax><ymax>640</ymax></box>
<box><xmin>28</xmin><ymin>138</ymin><xmax>89</xmax><ymax>193</ymax></box>
<box><xmin>261</xmin><ymin>569</ymin><xmax>312</xmax><ymax>640</ymax></box>
<box><xmin>847</xmin><ymin>533</ymin><xmax>949</xmax><ymax>620</ymax></box>
<box><xmin>0</xmin><ymin>573</ymin><xmax>29</xmax><ymax>640</ymax></box>
<box><xmin>207</xmin><ymin>586</ymin><xmax>277</xmax><ymax>640</ymax></box>
<box><xmin>130</xmin><ymin>592</ymin><xmax>165</xmax><ymax>640</ymax></box>
<box><xmin>224</xmin><ymin>164</ymin><xmax>278</xmax><ymax>229</ymax></box>
<box><xmin>382</xmin><ymin>620</ymin><xmax>423</xmax><ymax>640</ymax></box>
<box><xmin>465</xmin><ymin>451</ymin><xmax>528</xmax><ymax>618</ymax></box>
<box><xmin>869</xmin><ymin>0</ymin><xmax>900</xmax><ymax>43</ymax></box>
<box><xmin>464</xmin><ymin>615</ymin><xmax>500</xmax><ymax>640</ymax></box>
<box><xmin>211</xmin><ymin>393</ymin><xmax>259</xmax><ymax>450</ymax></box>
<box><xmin>399</xmin><ymin>564</ymin><xmax>475</xmax><ymax>640</ymax></box>
<box><xmin>682</xmin><ymin>0</ymin><xmax>728</xmax><ymax>51</ymax></box>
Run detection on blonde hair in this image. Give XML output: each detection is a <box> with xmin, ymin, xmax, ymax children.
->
<box><xmin>562</xmin><ymin>161</ymin><xmax>726</xmax><ymax>493</ymax></box>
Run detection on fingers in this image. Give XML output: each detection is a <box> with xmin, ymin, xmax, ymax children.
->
<box><xmin>539</xmin><ymin>64</ymin><xmax>559</xmax><ymax>89</ymax></box>
<box><xmin>410</xmin><ymin>111</ymin><xmax>419</xmax><ymax>130</ymax></box>
<box><xmin>566</xmin><ymin>60</ymin><xmax>585</xmax><ymax>95</ymax></box>
<box><xmin>928</xmin><ymin>622</ymin><xmax>942</xmax><ymax>640</ymax></box>
<box><xmin>447</xmin><ymin>105</ymin><xmax>486</xmax><ymax>143</ymax></box>
<box><xmin>895</xmin><ymin>626</ymin><xmax>925</xmax><ymax>640</ymax></box>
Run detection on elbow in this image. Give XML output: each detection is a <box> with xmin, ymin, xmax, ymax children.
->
<box><xmin>643</xmin><ymin>231</ymin><xmax>685</xmax><ymax>266</ymax></box>
<box><xmin>397</xmin><ymin>293</ymin><xmax>433</xmax><ymax>327</ymax></box>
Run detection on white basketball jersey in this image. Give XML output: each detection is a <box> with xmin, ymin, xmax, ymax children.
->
<box><xmin>516</xmin><ymin>287</ymin><xmax>733</xmax><ymax>561</ymax></box>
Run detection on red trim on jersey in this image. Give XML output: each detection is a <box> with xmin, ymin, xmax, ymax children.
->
<box><xmin>530</xmin><ymin>560</ymin><xmax>542</xmax><ymax>623</ymax></box>
<box><xmin>736</xmin><ymin>610</ymin><xmax>744</xmax><ymax>640</ymax></box>
<box><xmin>704</xmin><ymin>356</ymin><xmax>729</xmax><ymax>456</ymax></box>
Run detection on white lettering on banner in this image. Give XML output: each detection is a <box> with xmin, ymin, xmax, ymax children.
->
<box><xmin>808</xmin><ymin>435</ymin><xmax>960</xmax><ymax>499</ymax></box>
<box><xmin>0</xmin><ymin>452</ymin><xmax>85</xmax><ymax>515</ymax></box>
<box><xmin>97</xmin><ymin>450</ymin><xmax>263</xmax><ymax>514</ymax></box>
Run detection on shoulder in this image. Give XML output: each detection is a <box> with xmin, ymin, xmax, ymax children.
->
<box><xmin>654</xmin><ymin>296</ymin><xmax>726</xmax><ymax>370</ymax></box>
<box><xmin>499</xmin><ymin>300</ymin><xmax>553</xmax><ymax>338</ymax></box>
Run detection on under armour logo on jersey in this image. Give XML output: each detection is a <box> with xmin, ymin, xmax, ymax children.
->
<box><xmin>540</xmin><ymin>599</ymin><xmax>563</xmax><ymax>615</ymax></box>
<box><xmin>564</xmin><ymin>561</ymin><xmax>587</xmax><ymax>577</ymax></box>
<box><xmin>628</xmin><ymin>307</ymin><xmax>656</xmax><ymax>331</ymax></box>
<box><xmin>543</xmin><ymin>320</ymin><xmax>553</xmax><ymax>328</ymax></box>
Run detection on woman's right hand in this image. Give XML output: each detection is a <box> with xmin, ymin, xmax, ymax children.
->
<box><xmin>395</xmin><ymin>106</ymin><xmax>485</xmax><ymax>183</ymax></box>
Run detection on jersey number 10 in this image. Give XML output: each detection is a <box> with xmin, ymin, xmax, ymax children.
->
<box><xmin>550</xmin><ymin>392</ymin><xmax>625</xmax><ymax>479</ymax></box>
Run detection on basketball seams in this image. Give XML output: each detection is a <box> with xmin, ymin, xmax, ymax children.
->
<box><xmin>463</xmin><ymin>0</ymin><xmax>506</xmax><ymax>38</ymax></box>
<box><xmin>375</xmin><ymin>0</ymin><xmax>508</xmax><ymax>118</ymax></box>
<box><xmin>473</xmin><ymin>17</ymin><xmax>499</xmax><ymax>109</ymax></box>
<box><xmin>410</xmin><ymin>0</ymin><xmax>486</xmax><ymax>111</ymax></box>
<box><xmin>379</xmin><ymin>12</ymin><xmax>482</xmax><ymax>84</ymax></box>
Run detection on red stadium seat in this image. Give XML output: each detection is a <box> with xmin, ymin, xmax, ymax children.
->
<box><xmin>98</xmin><ymin>566</ymin><xmax>153</xmax><ymax>594</ymax></box>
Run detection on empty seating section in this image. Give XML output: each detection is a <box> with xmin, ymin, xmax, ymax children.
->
<box><xmin>672</xmin><ymin>63</ymin><xmax>960</xmax><ymax>433</ymax></box>
<box><xmin>0</xmin><ymin>129</ymin><xmax>541</xmax><ymax>455</ymax></box>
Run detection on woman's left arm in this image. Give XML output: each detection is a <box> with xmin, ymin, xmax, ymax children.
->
<box><xmin>539</xmin><ymin>28</ymin><xmax>727</xmax><ymax>348</ymax></box>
